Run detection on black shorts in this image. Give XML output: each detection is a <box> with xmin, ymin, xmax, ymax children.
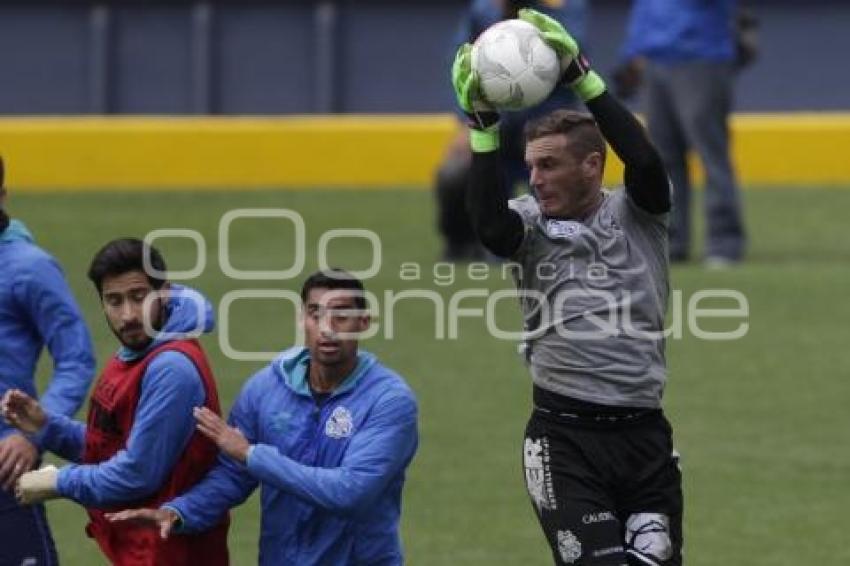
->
<box><xmin>523</xmin><ymin>389</ymin><xmax>683</xmax><ymax>565</ymax></box>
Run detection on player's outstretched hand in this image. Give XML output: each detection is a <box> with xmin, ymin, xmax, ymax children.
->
<box><xmin>0</xmin><ymin>433</ymin><xmax>38</xmax><ymax>491</ymax></box>
<box><xmin>451</xmin><ymin>43</ymin><xmax>499</xmax><ymax>132</ymax></box>
<box><xmin>1</xmin><ymin>389</ymin><xmax>47</xmax><ymax>435</ymax></box>
<box><xmin>105</xmin><ymin>508</ymin><xmax>180</xmax><ymax>540</ymax></box>
<box><xmin>518</xmin><ymin>8</ymin><xmax>606</xmax><ymax>102</ymax></box>
<box><xmin>194</xmin><ymin>406</ymin><xmax>251</xmax><ymax>464</ymax></box>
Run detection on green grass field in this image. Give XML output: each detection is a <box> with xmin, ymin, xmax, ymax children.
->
<box><xmin>13</xmin><ymin>187</ymin><xmax>850</xmax><ymax>565</ymax></box>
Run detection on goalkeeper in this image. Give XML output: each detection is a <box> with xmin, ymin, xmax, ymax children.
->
<box><xmin>454</xmin><ymin>9</ymin><xmax>682</xmax><ymax>565</ymax></box>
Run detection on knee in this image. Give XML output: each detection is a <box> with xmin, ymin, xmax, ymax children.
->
<box><xmin>624</xmin><ymin>513</ymin><xmax>675</xmax><ymax>565</ymax></box>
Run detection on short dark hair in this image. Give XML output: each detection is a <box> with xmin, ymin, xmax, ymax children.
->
<box><xmin>300</xmin><ymin>268</ymin><xmax>367</xmax><ymax>310</ymax></box>
<box><xmin>88</xmin><ymin>238</ymin><xmax>167</xmax><ymax>295</ymax></box>
<box><xmin>524</xmin><ymin>109</ymin><xmax>607</xmax><ymax>165</ymax></box>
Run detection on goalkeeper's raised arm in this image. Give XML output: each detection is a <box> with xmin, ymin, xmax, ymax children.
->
<box><xmin>456</xmin><ymin>8</ymin><xmax>671</xmax><ymax>258</ymax></box>
<box><xmin>451</xmin><ymin>42</ymin><xmax>524</xmax><ymax>257</ymax></box>
<box><xmin>521</xmin><ymin>1</ymin><xmax>673</xmax><ymax>216</ymax></box>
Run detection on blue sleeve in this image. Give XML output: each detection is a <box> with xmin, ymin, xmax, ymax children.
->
<box><xmin>37</xmin><ymin>411</ymin><xmax>87</xmax><ymax>463</ymax></box>
<box><xmin>56</xmin><ymin>351</ymin><xmax>205</xmax><ymax>507</ymax></box>
<box><xmin>245</xmin><ymin>391</ymin><xmax>418</xmax><ymax>516</ymax></box>
<box><xmin>165</xmin><ymin>376</ymin><xmax>262</xmax><ymax>533</ymax></box>
<box><xmin>13</xmin><ymin>255</ymin><xmax>95</xmax><ymax>421</ymax></box>
<box><xmin>620</xmin><ymin>0</ymin><xmax>648</xmax><ymax>61</ymax></box>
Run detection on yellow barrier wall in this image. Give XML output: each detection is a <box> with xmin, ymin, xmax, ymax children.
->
<box><xmin>1</xmin><ymin>113</ymin><xmax>849</xmax><ymax>190</ymax></box>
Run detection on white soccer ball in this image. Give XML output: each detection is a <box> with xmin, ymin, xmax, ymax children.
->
<box><xmin>471</xmin><ymin>19</ymin><xmax>561</xmax><ymax>111</ymax></box>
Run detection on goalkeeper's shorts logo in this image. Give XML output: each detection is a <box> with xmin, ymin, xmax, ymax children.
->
<box><xmin>556</xmin><ymin>530</ymin><xmax>582</xmax><ymax>564</ymax></box>
<box><xmin>524</xmin><ymin>437</ymin><xmax>556</xmax><ymax>511</ymax></box>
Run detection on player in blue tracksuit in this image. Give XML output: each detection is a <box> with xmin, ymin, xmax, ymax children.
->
<box><xmin>107</xmin><ymin>269</ymin><xmax>420</xmax><ymax>566</ymax></box>
<box><xmin>0</xmin><ymin>156</ymin><xmax>96</xmax><ymax>565</ymax></box>
<box><xmin>26</xmin><ymin>283</ymin><xmax>216</xmax><ymax>507</ymax></box>
<box><xmin>5</xmin><ymin>239</ymin><xmax>230</xmax><ymax>563</ymax></box>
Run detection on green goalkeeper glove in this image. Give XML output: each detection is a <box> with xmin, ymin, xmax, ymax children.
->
<box><xmin>451</xmin><ymin>43</ymin><xmax>500</xmax><ymax>153</ymax></box>
<box><xmin>518</xmin><ymin>8</ymin><xmax>606</xmax><ymax>102</ymax></box>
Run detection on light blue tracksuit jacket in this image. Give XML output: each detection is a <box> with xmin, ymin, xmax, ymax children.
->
<box><xmin>167</xmin><ymin>347</ymin><xmax>419</xmax><ymax>565</ymax></box>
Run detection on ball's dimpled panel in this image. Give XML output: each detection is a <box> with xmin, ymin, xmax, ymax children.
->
<box><xmin>531</xmin><ymin>42</ymin><xmax>560</xmax><ymax>84</ymax></box>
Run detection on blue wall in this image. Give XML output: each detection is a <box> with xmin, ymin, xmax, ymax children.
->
<box><xmin>0</xmin><ymin>0</ymin><xmax>847</xmax><ymax>115</ymax></box>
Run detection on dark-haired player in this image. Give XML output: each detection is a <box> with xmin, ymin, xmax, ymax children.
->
<box><xmin>4</xmin><ymin>238</ymin><xmax>229</xmax><ymax>565</ymax></box>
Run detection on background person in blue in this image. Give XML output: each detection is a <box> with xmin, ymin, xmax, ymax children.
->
<box><xmin>618</xmin><ymin>0</ymin><xmax>748</xmax><ymax>266</ymax></box>
<box><xmin>3</xmin><ymin>238</ymin><xmax>229</xmax><ymax>563</ymax></box>
<box><xmin>435</xmin><ymin>0</ymin><xmax>587</xmax><ymax>261</ymax></box>
<box><xmin>0</xmin><ymin>155</ymin><xmax>95</xmax><ymax>565</ymax></box>
<box><xmin>106</xmin><ymin>269</ymin><xmax>420</xmax><ymax>566</ymax></box>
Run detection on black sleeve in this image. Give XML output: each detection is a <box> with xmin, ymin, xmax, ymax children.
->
<box><xmin>585</xmin><ymin>91</ymin><xmax>671</xmax><ymax>214</ymax></box>
<box><xmin>467</xmin><ymin>150</ymin><xmax>526</xmax><ymax>258</ymax></box>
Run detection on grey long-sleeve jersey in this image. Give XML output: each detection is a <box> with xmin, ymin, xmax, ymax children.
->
<box><xmin>468</xmin><ymin>92</ymin><xmax>672</xmax><ymax>408</ymax></box>
<box><xmin>508</xmin><ymin>189</ymin><xmax>670</xmax><ymax>408</ymax></box>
